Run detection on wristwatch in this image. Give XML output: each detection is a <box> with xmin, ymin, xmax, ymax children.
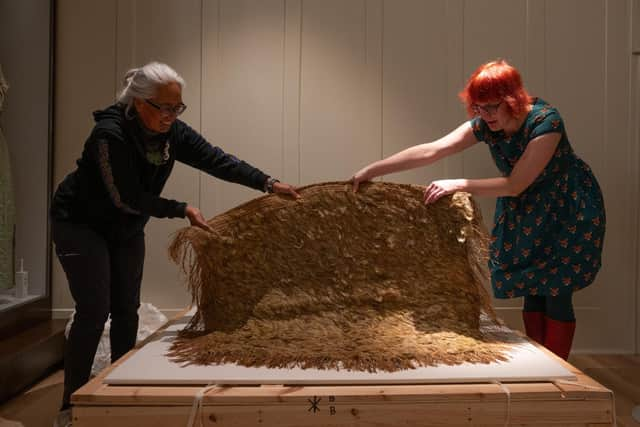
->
<box><xmin>265</xmin><ymin>177</ymin><xmax>280</xmax><ymax>193</ymax></box>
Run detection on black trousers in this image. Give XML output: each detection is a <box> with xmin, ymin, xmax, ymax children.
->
<box><xmin>52</xmin><ymin>220</ymin><xmax>145</xmax><ymax>409</ymax></box>
<box><xmin>523</xmin><ymin>293</ymin><xmax>575</xmax><ymax>322</ymax></box>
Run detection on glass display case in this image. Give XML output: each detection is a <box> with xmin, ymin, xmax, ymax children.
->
<box><xmin>0</xmin><ymin>0</ymin><xmax>53</xmax><ymax>336</ymax></box>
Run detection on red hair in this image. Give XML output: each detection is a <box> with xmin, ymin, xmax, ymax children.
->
<box><xmin>459</xmin><ymin>59</ymin><xmax>532</xmax><ymax>118</ymax></box>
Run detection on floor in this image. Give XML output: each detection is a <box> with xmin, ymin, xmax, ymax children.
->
<box><xmin>570</xmin><ymin>354</ymin><xmax>640</xmax><ymax>427</ymax></box>
<box><xmin>0</xmin><ymin>355</ymin><xmax>638</xmax><ymax>427</ymax></box>
<box><xmin>0</xmin><ymin>368</ymin><xmax>63</xmax><ymax>427</ymax></box>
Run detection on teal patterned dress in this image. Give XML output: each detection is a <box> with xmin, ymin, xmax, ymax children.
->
<box><xmin>471</xmin><ymin>98</ymin><xmax>605</xmax><ymax>299</ymax></box>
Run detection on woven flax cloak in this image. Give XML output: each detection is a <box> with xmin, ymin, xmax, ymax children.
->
<box><xmin>169</xmin><ymin>182</ymin><xmax>507</xmax><ymax>372</ymax></box>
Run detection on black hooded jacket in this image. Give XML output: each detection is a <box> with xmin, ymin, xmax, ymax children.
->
<box><xmin>51</xmin><ymin>104</ymin><xmax>268</xmax><ymax>241</ymax></box>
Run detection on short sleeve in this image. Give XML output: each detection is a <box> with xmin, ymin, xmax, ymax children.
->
<box><xmin>528</xmin><ymin>106</ymin><xmax>565</xmax><ymax>140</ymax></box>
<box><xmin>470</xmin><ymin>117</ymin><xmax>486</xmax><ymax>142</ymax></box>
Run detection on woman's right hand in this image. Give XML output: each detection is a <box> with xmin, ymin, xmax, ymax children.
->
<box><xmin>185</xmin><ymin>205</ymin><xmax>213</xmax><ymax>232</ymax></box>
<box><xmin>349</xmin><ymin>167</ymin><xmax>373</xmax><ymax>192</ymax></box>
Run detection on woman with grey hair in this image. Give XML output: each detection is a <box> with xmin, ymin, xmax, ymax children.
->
<box><xmin>51</xmin><ymin>62</ymin><xmax>299</xmax><ymax>425</ymax></box>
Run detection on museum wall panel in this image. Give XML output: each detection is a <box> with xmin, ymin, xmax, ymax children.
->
<box><xmin>54</xmin><ymin>0</ymin><xmax>637</xmax><ymax>352</ymax></box>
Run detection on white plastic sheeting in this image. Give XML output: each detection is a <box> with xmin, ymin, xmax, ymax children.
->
<box><xmin>65</xmin><ymin>302</ymin><xmax>168</xmax><ymax>376</ymax></box>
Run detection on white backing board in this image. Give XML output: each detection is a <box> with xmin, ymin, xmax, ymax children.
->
<box><xmin>105</xmin><ymin>311</ymin><xmax>576</xmax><ymax>385</ymax></box>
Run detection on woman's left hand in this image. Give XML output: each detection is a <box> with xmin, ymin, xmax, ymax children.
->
<box><xmin>185</xmin><ymin>205</ymin><xmax>213</xmax><ymax>232</ymax></box>
<box><xmin>423</xmin><ymin>179</ymin><xmax>463</xmax><ymax>205</ymax></box>
<box><xmin>273</xmin><ymin>181</ymin><xmax>301</xmax><ymax>199</ymax></box>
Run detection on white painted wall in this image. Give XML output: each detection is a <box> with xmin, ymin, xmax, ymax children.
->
<box><xmin>53</xmin><ymin>0</ymin><xmax>638</xmax><ymax>353</ymax></box>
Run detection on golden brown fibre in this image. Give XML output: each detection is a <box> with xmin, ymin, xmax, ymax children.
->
<box><xmin>168</xmin><ymin>182</ymin><xmax>509</xmax><ymax>372</ymax></box>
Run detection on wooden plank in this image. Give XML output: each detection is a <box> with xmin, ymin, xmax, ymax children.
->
<box><xmin>74</xmin><ymin>379</ymin><xmax>612</xmax><ymax>403</ymax></box>
<box><xmin>72</xmin><ymin>398</ymin><xmax>613</xmax><ymax>427</ymax></box>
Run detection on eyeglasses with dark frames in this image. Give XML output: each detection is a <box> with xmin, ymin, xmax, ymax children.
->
<box><xmin>145</xmin><ymin>99</ymin><xmax>187</xmax><ymax>116</ymax></box>
<box><xmin>471</xmin><ymin>101</ymin><xmax>502</xmax><ymax>115</ymax></box>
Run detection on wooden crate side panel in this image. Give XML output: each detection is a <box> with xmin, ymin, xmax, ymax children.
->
<box><xmin>72</xmin><ymin>398</ymin><xmax>613</xmax><ymax>427</ymax></box>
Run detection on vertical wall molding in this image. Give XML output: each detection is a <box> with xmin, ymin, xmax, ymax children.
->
<box><xmin>525</xmin><ymin>0</ymin><xmax>545</xmax><ymax>96</ymax></box>
<box><xmin>601</xmin><ymin>0</ymin><xmax>634</xmax><ymax>352</ymax></box>
<box><xmin>631</xmin><ymin>0</ymin><xmax>640</xmax><ymax>355</ymax></box>
<box><xmin>632</xmin><ymin>51</ymin><xmax>640</xmax><ymax>353</ymax></box>
<box><xmin>633</xmin><ymin>0</ymin><xmax>640</xmax><ymax>53</ymax></box>
<box><xmin>283</xmin><ymin>0</ymin><xmax>302</xmax><ymax>185</ymax></box>
<box><xmin>364</xmin><ymin>0</ymin><xmax>383</xmax><ymax>177</ymax></box>
<box><xmin>201</xmin><ymin>0</ymin><xmax>220</xmax><ymax>215</ymax></box>
<box><xmin>444</xmin><ymin>0</ymin><xmax>464</xmax><ymax>179</ymax></box>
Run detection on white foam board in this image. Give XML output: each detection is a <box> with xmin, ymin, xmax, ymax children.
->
<box><xmin>105</xmin><ymin>312</ymin><xmax>576</xmax><ymax>386</ymax></box>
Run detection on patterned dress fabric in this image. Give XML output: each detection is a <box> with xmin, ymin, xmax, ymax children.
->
<box><xmin>471</xmin><ymin>98</ymin><xmax>605</xmax><ymax>299</ymax></box>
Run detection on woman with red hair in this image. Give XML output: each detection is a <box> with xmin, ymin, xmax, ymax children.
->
<box><xmin>351</xmin><ymin>59</ymin><xmax>605</xmax><ymax>360</ymax></box>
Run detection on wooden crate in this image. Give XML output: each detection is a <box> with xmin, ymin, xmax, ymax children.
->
<box><xmin>71</xmin><ymin>314</ymin><xmax>614</xmax><ymax>427</ymax></box>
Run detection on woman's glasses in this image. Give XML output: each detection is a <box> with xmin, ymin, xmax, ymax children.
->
<box><xmin>472</xmin><ymin>101</ymin><xmax>502</xmax><ymax>115</ymax></box>
<box><xmin>145</xmin><ymin>99</ymin><xmax>187</xmax><ymax>117</ymax></box>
